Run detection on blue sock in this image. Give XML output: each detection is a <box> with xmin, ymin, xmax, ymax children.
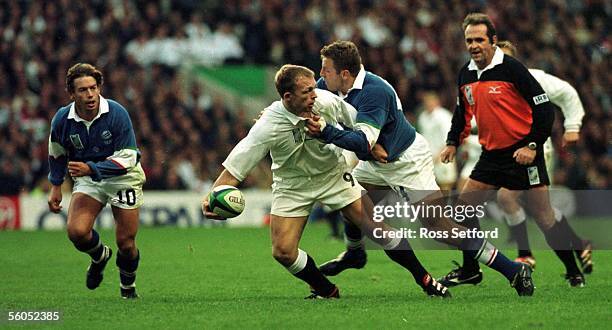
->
<box><xmin>116</xmin><ymin>250</ymin><xmax>140</xmax><ymax>287</ymax></box>
<box><xmin>462</xmin><ymin>237</ymin><xmax>520</xmax><ymax>281</ymax></box>
<box><xmin>73</xmin><ymin>229</ymin><xmax>104</xmax><ymax>261</ymax></box>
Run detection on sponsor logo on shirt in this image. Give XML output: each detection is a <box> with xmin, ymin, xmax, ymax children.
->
<box><xmin>488</xmin><ymin>86</ymin><xmax>502</xmax><ymax>94</ymax></box>
<box><xmin>533</xmin><ymin>93</ymin><xmax>550</xmax><ymax>105</ymax></box>
<box><xmin>69</xmin><ymin>134</ymin><xmax>84</xmax><ymax>149</ymax></box>
<box><xmin>101</xmin><ymin>130</ymin><xmax>113</xmax><ymax>145</ymax></box>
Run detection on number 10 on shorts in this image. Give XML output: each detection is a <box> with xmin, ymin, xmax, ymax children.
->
<box><xmin>116</xmin><ymin>189</ymin><xmax>136</xmax><ymax>206</ymax></box>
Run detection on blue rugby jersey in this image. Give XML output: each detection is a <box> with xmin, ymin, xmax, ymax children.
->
<box><xmin>48</xmin><ymin>96</ymin><xmax>141</xmax><ymax>185</ymax></box>
<box><xmin>317</xmin><ymin>68</ymin><xmax>416</xmax><ymax>161</ymax></box>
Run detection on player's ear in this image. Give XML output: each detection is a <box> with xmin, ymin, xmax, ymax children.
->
<box><xmin>282</xmin><ymin>91</ymin><xmax>292</xmax><ymax>102</ymax></box>
<box><xmin>491</xmin><ymin>34</ymin><xmax>497</xmax><ymax>45</ymax></box>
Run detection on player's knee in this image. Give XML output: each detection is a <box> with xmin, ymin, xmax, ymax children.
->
<box><xmin>116</xmin><ymin>235</ymin><xmax>136</xmax><ymax>254</ymax></box>
<box><xmin>272</xmin><ymin>246</ymin><xmax>297</xmax><ymax>267</ymax></box>
<box><xmin>67</xmin><ymin>226</ymin><xmax>91</xmax><ymax>244</ymax></box>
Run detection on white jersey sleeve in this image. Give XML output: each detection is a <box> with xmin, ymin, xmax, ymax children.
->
<box><xmin>314</xmin><ymin>89</ymin><xmax>357</xmax><ymax>128</ymax></box>
<box><xmin>222</xmin><ymin>114</ymin><xmax>275</xmax><ymax>181</ymax></box>
<box><xmin>529</xmin><ymin>69</ymin><xmax>585</xmax><ymax>132</ymax></box>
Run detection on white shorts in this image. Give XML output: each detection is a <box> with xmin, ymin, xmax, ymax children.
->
<box><xmin>352</xmin><ymin>133</ymin><xmax>440</xmax><ymax>202</ymax></box>
<box><xmin>270</xmin><ymin>166</ymin><xmax>364</xmax><ymax>217</ymax></box>
<box><xmin>460</xmin><ymin>134</ymin><xmax>481</xmax><ymax>179</ymax></box>
<box><xmin>72</xmin><ymin>163</ymin><xmax>146</xmax><ymax>209</ymax></box>
<box><xmin>433</xmin><ymin>162</ymin><xmax>457</xmax><ymax>185</ymax></box>
<box><xmin>544</xmin><ymin>138</ymin><xmax>555</xmax><ymax>184</ymax></box>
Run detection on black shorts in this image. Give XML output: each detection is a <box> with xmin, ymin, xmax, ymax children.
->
<box><xmin>469</xmin><ymin>145</ymin><xmax>550</xmax><ymax>190</ymax></box>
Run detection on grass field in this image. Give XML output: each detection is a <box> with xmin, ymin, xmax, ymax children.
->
<box><xmin>1</xmin><ymin>224</ymin><xmax>610</xmax><ymax>329</ymax></box>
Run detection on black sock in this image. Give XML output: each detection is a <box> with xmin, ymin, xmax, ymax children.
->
<box><xmin>294</xmin><ymin>255</ymin><xmax>336</xmax><ymax>296</ymax></box>
<box><xmin>344</xmin><ymin>221</ymin><xmax>364</xmax><ymax>250</ymax></box>
<box><xmin>509</xmin><ymin>221</ymin><xmax>532</xmax><ymax>257</ymax></box>
<box><xmin>73</xmin><ymin>229</ymin><xmax>104</xmax><ymax>261</ymax></box>
<box><xmin>543</xmin><ymin>223</ymin><xmax>581</xmax><ymax>275</ymax></box>
<box><xmin>460</xmin><ymin>217</ymin><xmax>481</xmax><ymax>271</ymax></box>
<box><xmin>116</xmin><ymin>250</ymin><xmax>140</xmax><ymax>287</ymax></box>
<box><xmin>384</xmin><ymin>239</ymin><xmax>429</xmax><ymax>287</ymax></box>
<box><xmin>559</xmin><ymin>216</ymin><xmax>584</xmax><ymax>251</ymax></box>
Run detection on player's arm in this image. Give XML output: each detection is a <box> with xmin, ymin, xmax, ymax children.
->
<box><xmin>203</xmin><ymin>118</ymin><xmax>273</xmax><ymax>218</ymax></box>
<box><xmin>48</xmin><ymin>115</ymin><xmax>68</xmax><ymax>212</ymax></box>
<box><xmin>307</xmin><ymin>87</ymin><xmax>386</xmax><ymax>159</ymax></box>
<box><xmin>513</xmin><ymin>61</ymin><xmax>555</xmax><ymax>146</ymax></box>
<box><xmin>443</xmin><ymin>81</ymin><xmax>472</xmax><ymax>163</ymax></box>
<box><xmin>539</xmin><ymin>71</ymin><xmax>585</xmax><ymax>146</ymax></box>
<box><xmin>511</xmin><ymin>60</ymin><xmax>555</xmax><ymax>164</ymax></box>
<box><xmin>80</xmin><ymin>108</ymin><xmax>140</xmax><ymax>181</ymax></box>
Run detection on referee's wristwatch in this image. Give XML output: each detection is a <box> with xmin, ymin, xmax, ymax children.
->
<box><xmin>527</xmin><ymin>142</ymin><xmax>537</xmax><ymax>150</ymax></box>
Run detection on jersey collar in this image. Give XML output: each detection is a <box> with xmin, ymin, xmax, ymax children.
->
<box><xmin>339</xmin><ymin>65</ymin><xmax>366</xmax><ymax>98</ymax></box>
<box><xmin>279</xmin><ymin>101</ymin><xmax>311</xmax><ymax>126</ymax></box>
<box><xmin>68</xmin><ymin>95</ymin><xmax>109</xmax><ymax>123</ymax></box>
<box><xmin>468</xmin><ymin>46</ymin><xmax>504</xmax><ymax>78</ymax></box>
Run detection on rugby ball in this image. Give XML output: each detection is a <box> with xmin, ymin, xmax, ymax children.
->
<box><xmin>208</xmin><ymin>185</ymin><xmax>245</xmax><ymax>218</ymax></box>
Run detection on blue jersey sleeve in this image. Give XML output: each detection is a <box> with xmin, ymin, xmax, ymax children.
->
<box><xmin>48</xmin><ymin>112</ymin><xmax>68</xmax><ymax>186</ymax></box>
<box><xmin>87</xmin><ymin>107</ymin><xmax>140</xmax><ymax>181</ymax></box>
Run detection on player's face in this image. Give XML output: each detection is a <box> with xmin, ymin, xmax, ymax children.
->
<box><xmin>286</xmin><ymin>76</ymin><xmax>317</xmax><ymax>113</ymax></box>
<box><xmin>464</xmin><ymin>24</ymin><xmax>496</xmax><ymax>69</ymax></box>
<box><xmin>70</xmin><ymin>76</ymin><xmax>100</xmax><ymax>113</ymax></box>
<box><xmin>320</xmin><ymin>57</ymin><xmax>342</xmax><ymax>92</ymax></box>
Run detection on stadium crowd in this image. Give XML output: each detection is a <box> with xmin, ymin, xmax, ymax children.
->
<box><xmin>0</xmin><ymin>0</ymin><xmax>609</xmax><ymax>195</ymax></box>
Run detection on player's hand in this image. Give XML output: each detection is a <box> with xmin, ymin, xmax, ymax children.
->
<box><xmin>440</xmin><ymin>146</ymin><xmax>457</xmax><ymax>163</ymax></box>
<box><xmin>562</xmin><ymin>131</ymin><xmax>580</xmax><ymax>148</ymax></box>
<box><xmin>68</xmin><ymin>161</ymin><xmax>92</xmax><ymax>177</ymax></box>
<box><xmin>48</xmin><ymin>185</ymin><xmax>63</xmax><ymax>213</ymax></box>
<box><xmin>371</xmin><ymin>143</ymin><xmax>388</xmax><ymax>163</ymax></box>
<box><xmin>201</xmin><ymin>195</ymin><xmax>227</xmax><ymax>220</ymax></box>
<box><xmin>305</xmin><ymin>115</ymin><xmax>326</xmax><ymax>137</ymax></box>
<box><xmin>513</xmin><ymin>146</ymin><xmax>536</xmax><ymax>165</ymax></box>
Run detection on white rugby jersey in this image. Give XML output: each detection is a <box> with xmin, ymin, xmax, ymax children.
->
<box><xmin>223</xmin><ymin>89</ymin><xmax>357</xmax><ymax>182</ymax></box>
<box><xmin>417</xmin><ymin>106</ymin><xmax>453</xmax><ymax>155</ymax></box>
<box><xmin>528</xmin><ymin>69</ymin><xmax>585</xmax><ymax>132</ymax></box>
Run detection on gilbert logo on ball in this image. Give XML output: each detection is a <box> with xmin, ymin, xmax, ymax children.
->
<box><xmin>208</xmin><ymin>185</ymin><xmax>245</xmax><ymax>218</ymax></box>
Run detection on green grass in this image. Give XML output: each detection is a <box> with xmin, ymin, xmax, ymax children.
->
<box><xmin>1</xmin><ymin>224</ymin><xmax>611</xmax><ymax>329</ymax></box>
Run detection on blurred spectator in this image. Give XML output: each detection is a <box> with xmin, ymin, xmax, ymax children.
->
<box><xmin>0</xmin><ymin>0</ymin><xmax>609</xmax><ymax>193</ymax></box>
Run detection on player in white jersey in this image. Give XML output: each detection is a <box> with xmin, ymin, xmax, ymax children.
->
<box><xmin>417</xmin><ymin>92</ymin><xmax>457</xmax><ymax>192</ymax></box>
<box><xmin>202</xmin><ymin>65</ymin><xmax>451</xmax><ymax>299</ymax></box>
<box><xmin>479</xmin><ymin>41</ymin><xmax>591</xmax><ymax>273</ymax></box>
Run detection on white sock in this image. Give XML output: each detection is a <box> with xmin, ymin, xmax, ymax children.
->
<box><xmin>553</xmin><ymin>207</ymin><xmax>563</xmax><ymax>222</ymax></box>
<box><xmin>286</xmin><ymin>249</ymin><xmax>308</xmax><ymax>275</ymax></box>
<box><xmin>502</xmin><ymin>207</ymin><xmax>526</xmax><ymax>226</ymax></box>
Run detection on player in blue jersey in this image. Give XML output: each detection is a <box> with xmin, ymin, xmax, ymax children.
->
<box><xmin>309</xmin><ymin>41</ymin><xmax>533</xmax><ymax>296</ymax></box>
<box><xmin>47</xmin><ymin>63</ymin><xmax>146</xmax><ymax>299</ymax></box>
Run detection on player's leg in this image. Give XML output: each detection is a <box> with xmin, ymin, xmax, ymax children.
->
<box><xmin>497</xmin><ymin>189</ymin><xmax>535</xmax><ymax>267</ymax></box>
<box><xmin>524</xmin><ymin>186</ymin><xmax>585</xmax><ymax>287</ymax></box>
<box><xmin>112</xmin><ymin>206</ymin><xmax>140</xmax><ymax>298</ymax></box>
<box><xmin>340</xmin><ymin>196</ymin><xmax>450</xmax><ymax>297</ymax></box>
<box><xmin>66</xmin><ymin>190</ymin><xmax>111</xmax><ymax>290</ymax></box>
<box><xmin>319</xmin><ymin>182</ymin><xmax>387</xmax><ymax>276</ymax></box>
<box><xmin>270</xmin><ymin>215</ymin><xmax>339</xmax><ymax>299</ymax></box>
<box><xmin>413</xmin><ymin>190</ymin><xmax>533</xmax><ymax>295</ymax></box>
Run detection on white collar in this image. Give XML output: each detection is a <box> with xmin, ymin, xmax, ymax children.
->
<box><xmin>68</xmin><ymin>95</ymin><xmax>109</xmax><ymax>123</ymax></box>
<box><xmin>340</xmin><ymin>65</ymin><xmax>366</xmax><ymax>98</ymax></box>
<box><xmin>468</xmin><ymin>46</ymin><xmax>504</xmax><ymax>78</ymax></box>
<box><xmin>279</xmin><ymin>101</ymin><xmax>309</xmax><ymax>126</ymax></box>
